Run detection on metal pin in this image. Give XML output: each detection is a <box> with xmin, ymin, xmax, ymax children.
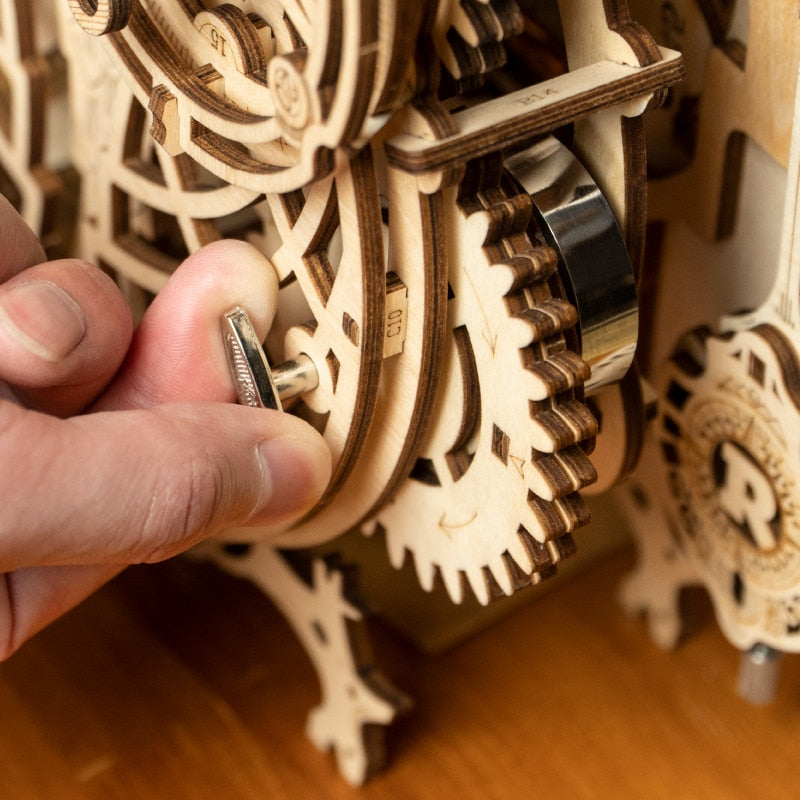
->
<box><xmin>222</xmin><ymin>306</ymin><xmax>319</xmax><ymax>411</ymax></box>
<box><xmin>737</xmin><ymin>642</ymin><xmax>783</xmax><ymax>706</ymax></box>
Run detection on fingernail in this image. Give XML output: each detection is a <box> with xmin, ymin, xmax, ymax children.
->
<box><xmin>0</xmin><ymin>281</ymin><xmax>87</xmax><ymax>362</ymax></box>
<box><xmin>256</xmin><ymin>435</ymin><xmax>331</xmax><ymax>523</ymax></box>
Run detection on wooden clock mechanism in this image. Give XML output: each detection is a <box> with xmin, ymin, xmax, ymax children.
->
<box><xmin>21</xmin><ymin>0</ymin><xmax>799</xmax><ymax>785</ymax></box>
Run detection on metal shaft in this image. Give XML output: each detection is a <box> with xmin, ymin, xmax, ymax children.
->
<box><xmin>737</xmin><ymin>643</ymin><xmax>783</xmax><ymax>706</ymax></box>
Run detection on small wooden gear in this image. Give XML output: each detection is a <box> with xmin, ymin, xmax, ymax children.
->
<box><xmin>373</xmin><ymin>151</ymin><xmax>597</xmax><ymax>605</ymax></box>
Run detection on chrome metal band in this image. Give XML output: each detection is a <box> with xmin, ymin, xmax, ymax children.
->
<box><xmin>505</xmin><ymin>137</ymin><xmax>638</xmax><ymax>394</ymax></box>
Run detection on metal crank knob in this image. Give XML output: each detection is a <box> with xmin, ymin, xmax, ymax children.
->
<box><xmin>222</xmin><ymin>306</ymin><xmax>319</xmax><ymax>411</ymax></box>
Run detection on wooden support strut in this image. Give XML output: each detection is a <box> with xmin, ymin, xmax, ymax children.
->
<box><xmin>385</xmin><ymin>49</ymin><xmax>684</xmax><ymax>174</ymax></box>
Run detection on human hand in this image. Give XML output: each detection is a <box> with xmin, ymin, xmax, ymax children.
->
<box><xmin>0</xmin><ymin>196</ymin><xmax>331</xmax><ymax>657</ymax></box>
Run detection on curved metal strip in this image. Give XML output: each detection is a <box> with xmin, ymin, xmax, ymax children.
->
<box><xmin>506</xmin><ymin>136</ymin><xmax>638</xmax><ymax>392</ymax></box>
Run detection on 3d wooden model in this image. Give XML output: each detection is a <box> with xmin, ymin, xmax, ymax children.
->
<box><xmin>5</xmin><ymin>0</ymin><xmax>797</xmax><ymax>786</ymax></box>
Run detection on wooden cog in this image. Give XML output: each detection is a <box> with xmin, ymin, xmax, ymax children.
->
<box><xmin>74</xmin><ymin>0</ymin><xmax>412</xmax><ymax>193</ymax></box>
<box><xmin>64</xmin><ymin>1</ymin><xmax>524</xmax><ymax>193</ymax></box>
<box><xmin>372</xmin><ymin>161</ymin><xmax>597</xmax><ymax>606</ymax></box>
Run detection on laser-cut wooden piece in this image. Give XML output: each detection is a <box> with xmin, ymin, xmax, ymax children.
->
<box><xmin>259</xmin><ymin>105</ymin><xmax>453</xmax><ymax>549</ymax></box>
<box><xmin>646</xmin><ymin>0</ymin><xmax>800</xmax><ymax>241</ymax></box>
<box><xmin>63</xmin><ymin>0</ymin><xmax>680</xmax><ymax>565</ymax></box>
<box><xmin>621</xmin><ymin>2</ymin><xmax>800</xmax><ymax>662</ymax></box>
<box><xmin>67</xmin><ymin>0</ymin><xmax>520</xmax><ymax>195</ymax></box>
<box><xmin>191</xmin><ymin>542</ymin><xmax>410</xmax><ymax>786</ymax></box>
<box><xmin>67</xmin><ymin>0</ymin><xmax>131</xmax><ymax>35</ymax></box>
<box><xmin>370</xmin><ymin>159</ymin><xmax>594</xmax><ymax>605</ymax></box>
<box><xmin>359</xmin><ymin>5</ymin><xmax>678</xmax><ymax>605</ymax></box>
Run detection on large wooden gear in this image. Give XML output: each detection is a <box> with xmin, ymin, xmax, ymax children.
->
<box><xmin>4</xmin><ymin>0</ymin><xmax>682</xmax><ymax>784</ymax></box>
<box><xmin>66</xmin><ymin>0</ymin><xmax>521</xmax><ymax>192</ymax></box>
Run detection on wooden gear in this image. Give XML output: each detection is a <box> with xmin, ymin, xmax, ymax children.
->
<box><xmin>3</xmin><ymin>0</ymin><xmax>682</xmax><ymax>784</ymax></box>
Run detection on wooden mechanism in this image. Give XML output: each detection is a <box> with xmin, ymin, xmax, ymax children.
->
<box><xmin>620</xmin><ymin>0</ymin><xmax>800</xmax><ymax>704</ymax></box>
<box><xmin>2</xmin><ymin>0</ymin><xmax>685</xmax><ymax>784</ymax></box>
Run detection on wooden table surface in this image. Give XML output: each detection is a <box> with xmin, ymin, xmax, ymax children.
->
<box><xmin>1</xmin><ymin>545</ymin><xmax>799</xmax><ymax>800</ymax></box>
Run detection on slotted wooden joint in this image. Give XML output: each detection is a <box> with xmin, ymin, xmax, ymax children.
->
<box><xmin>67</xmin><ymin>0</ymin><xmax>132</xmax><ymax>35</ymax></box>
<box><xmin>268</xmin><ymin>50</ymin><xmax>312</xmax><ymax>137</ymax></box>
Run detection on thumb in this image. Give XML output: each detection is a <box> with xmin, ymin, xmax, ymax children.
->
<box><xmin>0</xmin><ymin>399</ymin><xmax>331</xmax><ymax>571</ymax></box>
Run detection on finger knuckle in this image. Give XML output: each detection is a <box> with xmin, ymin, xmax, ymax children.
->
<box><xmin>140</xmin><ymin>437</ymin><xmax>237</xmax><ymax>562</ymax></box>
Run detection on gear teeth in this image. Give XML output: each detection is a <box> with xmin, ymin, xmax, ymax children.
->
<box><xmin>464</xmin><ymin>564</ymin><xmax>492</xmax><ymax>604</ymax></box>
<box><xmin>452</xmin><ymin>0</ymin><xmax>523</xmax><ymax>47</ymax></box>
<box><xmin>484</xmin><ymin>245</ymin><xmax>557</xmax><ymax>299</ymax></box>
<box><xmin>517</xmin><ymin>525</ymin><xmax>560</xmax><ymax>570</ymax></box>
<box><xmin>553</xmin><ymin>494</ymin><xmax>591</xmax><ymax>531</ymax></box>
<box><xmin>529</xmin><ymin>446</ymin><xmax>598</xmax><ymax>501</ymax></box>
<box><xmin>515</xmin><ymin>299</ymin><xmax>579</xmax><ymax>342</ymax></box>
<box><xmin>448</xmin><ymin>34</ymin><xmax>507</xmax><ymax>81</ymax></box>
<box><xmin>414</xmin><ymin>552</ymin><xmax>439</xmax><ymax>594</ymax></box>
<box><xmin>524</xmin><ymin>349</ymin><xmax>592</xmax><ymax>400</ymax></box>
<box><xmin>502</xmin><ymin>551</ymin><xmax>549</xmax><ymax>592</ymax></box>
<box><xmin>489</xmin><ymin>556</ymin><xmax>515</xmax><ymax>595</ymax></box>
<box><xmin>467</xmin><ymin>545</ymin><xmax>558</xmax><ymax>606</ymax></box>
<box><xmin>463</xmin><ymin>541</ymin><xmax>565</xmax><ymax>604</ymax></box>
<box><xmin>505</xmin><ymin>529</ymin><xmax>537</xmax><ymax>576</ymax></box>
<box><xmin>499</xmin><ymin>247</ymin><xmax>558</xmax><ymax>293</ymax></box>
<box><xmin>526</xmin><ymin>490</ymin><xmax>590</xmax><ymax>539</ymax></box>
<box><xmin>530</xmin><ymin>400</ymin><xmax>599</xmax><ymax>452</ymax></box>
<box><xmin>443</xmin><ymin>0</ymin><xmax>523</xmax><ymax>83</ymax></box>
<box><xmin>482</xmin><ymin>563</ymin><xmax>512</xmax><ymax>601</ymax></box>
<box><xmin>547</xmin><ymin>532</ymin><xmax>578</xmax><ymax>563</ymax></box>
<box><xmin>440</xmin><ymin>564</ymin><xmax>468</xmax><ymax>604</ymax></box>
<box><xmin>379</xmin><ymin>521</ymin><xmax>408</xmax><ymax>572</ymax></box>
<box><xmin>479</xmin><ymin>193</ymin><xmax>533</xmax><ymax>242</ymax></box>
<box><xmin>458</xmin><ymin>528</ymin><xmax>572</xmax><ymax>605</ymax></box>
<box><xmin>524</xmin><ymin>495</ymin><xmax>566</xmax><ymax>538</ymax></box>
